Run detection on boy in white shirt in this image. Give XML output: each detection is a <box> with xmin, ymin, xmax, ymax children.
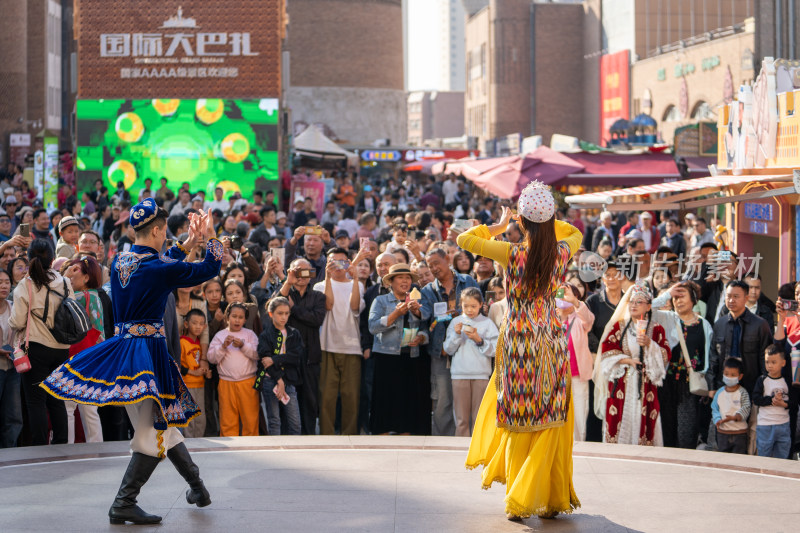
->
<box><xmin>752</xmin><ymin>345</ymin><xmax>792</xmax><ymax>458</ymax></box>
<box><xmin>313</xmin><ymin>247</ymin><xmax>367</xmax><ymax>435</ymax></box>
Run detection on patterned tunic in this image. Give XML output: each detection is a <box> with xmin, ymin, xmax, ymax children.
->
<box><xmin>497</xmin><ymin>241</ymin><xmax>572</xmax><ymax>431</ymax></box>
<box><xmin>456</xmin><ymin>222</ymin><xmax>581</xmax><ymax>433</ymax></box>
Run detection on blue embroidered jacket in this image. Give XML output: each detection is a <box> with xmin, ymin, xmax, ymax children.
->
<box><xmin>112</xmin><ymin>240</ymin><xmax>224</xmax><ymax>326</ymax></box>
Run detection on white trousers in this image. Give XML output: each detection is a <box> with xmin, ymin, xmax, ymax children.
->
<box><xmin>572</xmin><ymin>379</ymin><xmax>590</xmax><ymax>442</ymax></box>
<box><xmin>125</xmin><ymin>399</ymin><xmax>184</xmax><ymax>458</ymax></box>
<box><xmin>65</xmin><ymin>401</ymin><xmax>103</xmax><ymax>444</ymax></box>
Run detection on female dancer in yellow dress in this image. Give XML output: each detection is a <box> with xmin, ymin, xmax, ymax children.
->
<box><xmin>457</xmin><ymin>181</ymin><xmax>582</xmax><ymax>520</ymax></box>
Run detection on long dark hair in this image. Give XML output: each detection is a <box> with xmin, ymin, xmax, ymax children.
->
<box><xmin>27</xmin><ymin>239</ymin><xmax>56</xmax><ymax>290</ymax></box>
<box><xmin>519</xmin><ymin>216</ymin><xmax>557</xmax><ymax>298</ymax></box>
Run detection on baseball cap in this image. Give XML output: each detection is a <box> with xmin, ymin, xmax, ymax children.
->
<box><xmin>191</xmin><ymin>195</ymin><xmax>203</xmax><ymax>203</ymax></box>
<box><xmin>276</xmin><ymin>211</ymin><xmax>287</xmax><ymax>220</ymax></box>
<box><xmin>640</xmin><ymin>211</ymin><xmax>653</xmax><ymax>219</ymax></box>
<box><xmin>3</xmin><ymin>187</ymin><xmax>14</xmax><ymax>195</ymax></box>
<box><xmin>4</xmin><ymin>195</ymin><xmax>17</xmax><ymax>205</ymax></box>
<box><xmin>335</xmin><ymin>230</ymin><xmax>350</xmax><ymax>239</ymax></box>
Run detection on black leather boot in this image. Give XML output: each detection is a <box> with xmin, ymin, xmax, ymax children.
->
<box><xmin>108</xmin><ymin>452</ymin><xmax>163</xmax><ymax>525</ymax></box>
<box><xmin>167</xmin><ymin>442</ymin><xmax>211</xmax><ymax>507</ymax></box>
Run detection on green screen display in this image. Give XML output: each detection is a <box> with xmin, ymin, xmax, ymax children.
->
<box><xmin>76</xmin><ymin>98</ymin><xmax>280</xmax><ymax>200</ymax></box>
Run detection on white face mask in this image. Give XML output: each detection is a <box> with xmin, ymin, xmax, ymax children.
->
<box><xmin>722</xmin><ymin>376</ymin><xmax>739</xmax><ymax>387</ymax></box>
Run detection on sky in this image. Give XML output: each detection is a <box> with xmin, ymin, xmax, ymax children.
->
<box><xmin>407</xmin><ymin>0</ymin><xmax>442</xmax><ymax>92</ymax></box>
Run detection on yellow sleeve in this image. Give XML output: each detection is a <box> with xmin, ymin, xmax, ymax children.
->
<box><xmin>554</xmin><ymin>220</ymin><xmax>582</xmax><ymax>259</ymax></box>
<box><xmin>456</xmin><ymin>224</ymin><xmax>511</xmax><ymax>268</ymax></box>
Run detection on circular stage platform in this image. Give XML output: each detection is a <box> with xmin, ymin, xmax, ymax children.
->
<box><xmin>0</xmin><ymin>437</ymin><xmax>798</xmax><ymax>532</ymax></box>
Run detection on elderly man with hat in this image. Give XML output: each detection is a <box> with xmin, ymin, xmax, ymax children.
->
<box><xmin>42</xmin><ymin>199</ymin><xmax>223</xmax><ymax>525</ymax></box>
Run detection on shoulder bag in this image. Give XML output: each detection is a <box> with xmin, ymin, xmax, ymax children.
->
<box><xmin>677</xmin><ymin>317</ymin><xmax>708</xmax><ymax>396</ymax></box>
<box><xmin>11</xmin><ymin>281</ymin><xmax>33</xmax><ymax>373</ymax></box>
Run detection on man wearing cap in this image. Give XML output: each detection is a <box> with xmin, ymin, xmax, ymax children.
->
<box><xmin>190</xmin><ymin>195</ymin><xmax>205</xmax><ymax>212</ymax></box>
<box><xmin>3</xmin><ymin>195</ymin><xmax>19</xmax><ymax>234</ymax></box>
<box><xmin>334</xmin><ymin>229</ymin><xmax>352</xmax><ymax>250</ymax></box>
<box><xmin>591</xmin><ymin>211</ymin><xmax>616</xmax><ymax>254</ymax></box>
<box><xmin>42</xmin><ymin>200</ymin><xmax>222</xmax><ymax>525</ymax></box>
<box><xmin>639</xmin><ymin>211</ymin><xmax>660</xmax><ymax>254</ymax></box>
<box><xmin>56</xmin><ymin>216</ymin><xmax>81</xmax><ymax>259</ymax></box>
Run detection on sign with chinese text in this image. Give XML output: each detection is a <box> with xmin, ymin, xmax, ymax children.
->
<box><xmin>739</xmin><ymin>199</ymin><xmax>780</xmax><ymax>237</ymax></box>
<box><xmin>600</xmin><ymin>50</ymin><xmax>630</xmax><ymax>145</ymax></box>
<box><xmin>76</xmin><ymin>1</ymin><xmax>281</xmax><ymax>98</ymax></box>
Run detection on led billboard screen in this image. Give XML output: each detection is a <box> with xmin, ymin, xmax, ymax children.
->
<box><xmin>76</xmin><ymin>98</ymin><xmax>279</xmax><ymax>199</ymax></box>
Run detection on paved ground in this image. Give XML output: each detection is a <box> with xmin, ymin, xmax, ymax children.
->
<box><xmin>0</xmin><ymin>436</ymin><xmax>798</xmax><ymax>532</ymax></box>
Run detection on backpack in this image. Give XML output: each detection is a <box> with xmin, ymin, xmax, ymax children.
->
<box><xmin>31</xmin><ymin>279</ymin><xmax>90</xmax><ymax>345</ymax></box>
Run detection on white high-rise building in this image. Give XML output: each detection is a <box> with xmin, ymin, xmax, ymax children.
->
<box><xmin>440</xmin><ymin>0</ymin><xmax>465</xmax><ymax>91</ymax></box>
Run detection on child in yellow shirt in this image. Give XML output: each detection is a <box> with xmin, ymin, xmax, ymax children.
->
<box><xmin>180</xmin><ymin>309</ymin><xmax>211</xmax><ymax>438</ymax></box>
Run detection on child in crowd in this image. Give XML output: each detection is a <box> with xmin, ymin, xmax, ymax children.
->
<box><xmin>208</xmin><ymin>303</ymin><xmax>260</xmax><ymax>437</ymax></box>
<box><xmin>181</xmin><ymin>309</ymin><xmax>211</xmax><ymax>438</ymax></box>
<box><xmin>56</xmin><ymin>216</ymin><xmax>81</xmax><ymax>259</ymax></box>
<box><xmin>556</xmin><ymin>284</ymin><xmax>595</xmax><ymax>441</ymax></box>
<box><xmin>752</xmin><ymin>345</ymin><xmax>792</xmax><ymax>458</ymax></box>
<box><xmin>444</xmin><ymin>287</ymin><xmax>498</xmax><ymax>437</ymax></box>
<box><xmin>485</xmin><ymin>276</ymin><xmax>507</xmax><ymax>329</ymax></box>
<box><xmin>256</xmin><ymin>297</ymin><xmax>304</xmax><ymax>435</ymax></box>
<box><xmin>711</xmin><ymin>358</ymin><xmax>751</xmax><ymax>454</ymax></box>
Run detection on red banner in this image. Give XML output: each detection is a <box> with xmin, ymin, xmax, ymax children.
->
<box><xmin>600</xmin><ymin>50</ymin><xmax>630</xmax><ymax>145</ymax></box>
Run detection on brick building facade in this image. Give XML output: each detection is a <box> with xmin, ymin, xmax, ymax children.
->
<box><xmin>285</xmin><ymin>0</ymin><xmax>406</xmax><ymax>145</ymax></box>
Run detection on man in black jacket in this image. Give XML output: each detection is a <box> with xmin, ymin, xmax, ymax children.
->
<box><xmin>358</xmin><ymin>252</ymin><xmax>397</xmax><ymax>433</ymax></box>
<box><xmin>273</xmin><ymin>258</ymin><xmax>327</xmax><ymax>435</ymax></box>
<box><xmin>707</xmin><ymin>280</ymin><xmax>773</xmax><ymax>454</ymax></box>
<box><xmin>743</xmin><ymin>273</ymin><xmax>775</xmax><ymax>330</ymax></box>
<box><xmin>707</xmin><ymin>281</ymin><xmax>773</xmax><ymax>395</ymax></box>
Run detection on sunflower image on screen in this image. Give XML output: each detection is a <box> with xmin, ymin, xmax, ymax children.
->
<box><xmin>75</xmin><ymin>98</ymin><xmax>280</xmax><ymax>200</ymax></box>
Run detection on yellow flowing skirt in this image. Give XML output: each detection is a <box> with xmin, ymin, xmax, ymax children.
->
<box><xmin>465</xmin><ymin>370</ymin><xmax>581</xmax><ymax>517</ymax></box>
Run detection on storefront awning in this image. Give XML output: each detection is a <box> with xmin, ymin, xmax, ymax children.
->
<box><xmin>565</xmin><ymin>174</ymin><xmax>794</xmax><ymax>211</ymax></box>
<box><xmin>563</xmin><ymin>152</ymin><xmax>681</xmax><ymax>179</ymax></box>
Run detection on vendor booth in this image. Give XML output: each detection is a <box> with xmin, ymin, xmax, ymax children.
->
<box><xmin>566</xmin><ymin>57</ymin><xmax>800</xmax><ymax>290</ymax></box>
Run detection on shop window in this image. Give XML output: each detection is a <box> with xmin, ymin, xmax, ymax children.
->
<box><xmin>662</xmin><ymin>105</ymin><xmax>682</xmax><ymax>122</ymax></box>
<box><xmin>691</xmin><ymin>101</ymin><xmax>716</xmax><ymax>121</ymax></box>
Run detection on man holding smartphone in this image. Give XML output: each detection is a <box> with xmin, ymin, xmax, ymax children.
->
<box><xmin>275</xmin><ymin>258</ymin><xmax>327</xmax><ymax>435</ymax></box>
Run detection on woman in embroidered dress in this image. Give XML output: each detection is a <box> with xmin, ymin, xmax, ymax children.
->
<box><xmin>62</xmin><ymin>256</ymin><xmax>106</xmax><ymax>443</ymax></box>
<box><xmin>457</xmin><ymin>181</ymin><xmax>582</xmax><ymax>520</ymax></box>
<box><xmin>598</xmin><ymin>283</ymin><xmax>669</xmax><ymax>446</ymax></box>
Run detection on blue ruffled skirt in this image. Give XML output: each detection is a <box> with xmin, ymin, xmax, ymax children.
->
<box><xmin>41</xmin><ymin>320</ymin><xmax>200</xmax><ymax>430</ymax></box>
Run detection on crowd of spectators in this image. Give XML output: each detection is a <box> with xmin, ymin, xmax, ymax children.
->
<box><xmin>0</xmin><ymin>163</ymin><xmax>796</xmax><ymax>460</ymax></box>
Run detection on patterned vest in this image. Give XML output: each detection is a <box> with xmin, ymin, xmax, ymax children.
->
<box><xmin>496</xmin><ymin>240</ymin><xmax>571</xmax><ymax>432</ymax></box>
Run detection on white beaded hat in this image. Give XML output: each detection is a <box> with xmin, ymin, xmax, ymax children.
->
<box><xmin>517</xmin><ymin>180</ymin><xmax>555</xmax><ymax>223</ymax></box>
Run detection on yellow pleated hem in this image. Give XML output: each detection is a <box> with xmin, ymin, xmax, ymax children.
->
<box><xmin>465</xmin><ymin>369</ymin><xmax>580</xmax><ymax>519</ymax></box>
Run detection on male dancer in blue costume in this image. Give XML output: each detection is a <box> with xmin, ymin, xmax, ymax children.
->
<box><xmin>42</xmin><ymin>198</ymin><xmax>223</xmax><ymax>525</ymax></box>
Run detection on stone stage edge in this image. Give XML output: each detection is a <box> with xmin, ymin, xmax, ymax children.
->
<box><xmin>0</xmin><ymin>436</ymin><xmax>798</xmax><ymax>532</ymax></box>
